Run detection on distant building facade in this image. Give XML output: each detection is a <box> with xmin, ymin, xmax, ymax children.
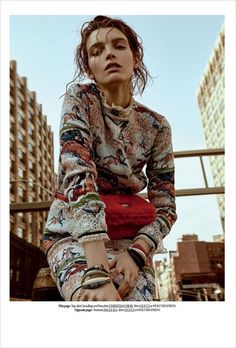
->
<box><xmin>10</xmin><ymin>60</ymin><xmax>55</xmax><ymax>247</ymax></box>
<box><xmin>171</xmin><ymin>234</ymin><xmax>224</xmax><ymax>301</ymax></box>
<box><xmin>154</xmin><ymin>259</ymin><xmax>175</xmax><ymax>301</ymax></box>
<box><xmin>196</xmin><ymin>26</ymin><xmax>225</xmax><ymax>230</ymax></box>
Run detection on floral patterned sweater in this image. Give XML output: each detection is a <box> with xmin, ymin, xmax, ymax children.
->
<box><xmin>43</xmin><ymin>83</ymin><xmax>177</xmax><ymax>260</ymax></box>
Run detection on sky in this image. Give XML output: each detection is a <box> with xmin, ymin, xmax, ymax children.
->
<box><xmin>9</xmin><ymin>14</ymin><xmax>225</xmax><ymax>255</ymax></box>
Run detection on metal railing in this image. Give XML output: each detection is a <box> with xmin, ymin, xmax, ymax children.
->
<box><xmin>173</xmin><ymin>148</ymin><xmax>224</xmax><ymax>196</ymax></box>
<box><xmin>10</xmin><ymin>148</ymin><xmax>225</xmax><ymax>213</ymax></box>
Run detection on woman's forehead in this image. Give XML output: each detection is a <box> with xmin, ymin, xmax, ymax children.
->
<box><xmin>86</xmin><ymin>27</ymin><xmax>128</xmax><ymax>50</ymax></box>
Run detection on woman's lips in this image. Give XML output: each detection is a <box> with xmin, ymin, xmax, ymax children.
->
<box><xmin>105</xmin><ymin>63</ymin><xmax>121</xmax><ymax>71</ymax></box>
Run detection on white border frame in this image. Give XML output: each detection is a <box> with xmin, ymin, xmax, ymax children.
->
<box><xmin>1</xmin><ymin>1</ymin><xmax>235</xmax><ymax>348</ymax></box>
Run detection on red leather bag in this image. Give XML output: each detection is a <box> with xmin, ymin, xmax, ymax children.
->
<box><xmin>100</xmin><ymin>194</ymin><xmax>156</xmax><ymax>240</ymax></box>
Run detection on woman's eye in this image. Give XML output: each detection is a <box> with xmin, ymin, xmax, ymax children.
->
<box><xmin>116</xmin><ymin>45</ymin><xmax>126</xmax><ymax>50</ymax></box>
<box><xmin>91</xmin><ymin>48</ymin><xmax>102</xmax><ymax>56</ymax></box>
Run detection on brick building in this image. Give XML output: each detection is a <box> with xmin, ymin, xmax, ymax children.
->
<box><xmin>10</xmin><ymin>60</ymin><xmax>55</xmax><ymax>247</ymax></box>
<box><xmin>10</xmin><ymin>60</ymin><xmax>55</xmax><ymax>299</ymax></box>
<box><xmin>172</xmin><ymin>234</ymin><xmax>224</xmax><ymax>301</ymax></box>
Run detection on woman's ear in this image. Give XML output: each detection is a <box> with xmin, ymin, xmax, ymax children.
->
<box><xmin>85</xmin><ymin>65</ymin><xmax>94</xmax><ymax>80</ymax></box>
<box><xmin>88</xmin><ymin>72</ymin><xmax>95</xmax><ymax>80</ymax></box>
<box><xmin>133</xmin><ymin>55</ymin><xmax>140</xmax><ymax>69</ymax></box>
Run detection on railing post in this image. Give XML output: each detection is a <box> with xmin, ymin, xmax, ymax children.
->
<box><xmin>199</xmin><ymin>156</ymin><xmax>209</xmax><ymax>188</ymax></box>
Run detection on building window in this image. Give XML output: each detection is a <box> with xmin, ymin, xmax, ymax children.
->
<box><xmin>209</xmin><ymin>119</ymin><xmax>213</xmax><ymax>131</ymax></box>
<box><xmin>36</xmin><ymin>105</ymin><xmax>41</xmax><ymax>115</ymax></box>
<box><xmin>219</xmin><ymin>137</ymin><xmax>224</xmax><ymax>147</ymax></box>
<box><xmin>17</xmin><ymin>80</ymin><xmax>22</xmax><ymax>90</ymax></box>
<box><xmin>28</xmin><ymin>233</ymin><xmax>32</xmax><ymax>243</ymax></box>
<box><xmin>17</xmin><ymin>112</ymin><xmax>23</xmax><ymax>125</ymax></box>
<box><xmin>28</xmin><ymin>127</ymin><xmax>33</xmax><ymax>136</ymax></box>
<box><xmin>216</xmin><ymin>86</ymin><xmax>223</xmax><ymax>99</ymax></box>
<box><xmin>219</xmin><ymin>100</ymin><xmax>224</xmax><ymax>113</ymax></box>
<box><xmin>18</xmin><ymin>213</ymin><xmax>24</xmax><ymax>222</ymax></box>
<box><xmin>27</xmin><ymin>111</ymin><xmax>34</xmax><ymax>123</ymax></box>
<box><xmin>19</xmin><ymin>186</ymin><xmax>24</xmax><ymax>198</ymax></box>
<box><xmin>17</xmin><ymin>148</ymin><xmax>24</xmax><ymax>160</ymax></box>
<box><xmin>29</xmin><ymin>160</ymin><xmax>34</xmax><ymax>171</ymax></box>
<box><xmin>16</xmin><ymin>270</ymin><xmax>20</xmax><ymax>282</ymax></box>
<box><xmin>28</xmin><ymin>195</ymin><xmax>33</xmax><ymax>202</ymax></box>
<box><xmin>29</xmin><ymin>143</ymin><xmax>34</xmax><ymax>153</ymax></box>
<box><xmin>211</xmin><ymin>132</ymin><xmax>217</xmax><ymax>145</ymax></box>
<box><xmin>207</xmin><ymin>108</ymin><xmax>211</xmax><ymax>118</ymax></box>
<box><xmin>216</xmin><ymin>126</ymin><xmax>223</xmax><ymax>137</ymax></box>
<box><xmin>213</xmin><ymin>111</ymin><xmax>219</xmax><ymax>122</ymax></box>
<box><xmin>17</xmin><ymin>130</ymin><xmax>24</xmax><ymax>142</ymax></box>
<box><xmin>16</xmin><ymin>227</ymin><xmax>23</xmax><ymax>238</ymax></box>
<box><xmin>220</xmin><ymin>176</ymin><xmax>224</xmax><ymax>186</ymax></box>
<box><xmin>213</xmin><ymin>72</ymin><xmax>219</xmax><ymax>84</ymax></box>
<box><xmin>209</xmin><ymin>85</ymin><xmax>214</xmax><ymax>96</ymax></box>
<box><xmin>17</xmin><ymin>96</ymin><xmax>25</xmax><ymax>109</ymax></box>
<box><xmin>27</xmin><ymin>95</ymin><xmax>32</xmax><ymax>104</ymax></box>
<box><xmin>217</xmin><ymin>161</ymin><xmax>223</xmax><ymax>171</ymax></box>
<box><xmin>18</xmin><ymin>167</ymin><xmax>24</xmax><ymax>178</ymax></box>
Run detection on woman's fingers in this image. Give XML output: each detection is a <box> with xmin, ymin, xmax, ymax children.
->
<box><xmin>117</xmin><ymin>276</ymin><xmax>133</xmax><ymax>298</ymax></box>
<box><xmin>109</xmin><ymin>256</ymin><xmax>117</xmax><ymax>269</ymax></box>
<box><xmin>117</xmin><ymin>272</ymin><xmax>138</xmax><ymax>298</ymax></box>
<box><xmin>109</xmin><ymin>252</ymin><xmax>139</xmax><ymax>298</ymax></box>
<box><xmin>109</xmin><ymin>257</ymin><xmax>120</xmax><ymax>279</ymax></box>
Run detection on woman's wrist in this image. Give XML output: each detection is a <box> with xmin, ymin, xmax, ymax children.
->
<box><xmin>83</xmin><ymin>240</ymin><xmax>110</xmax><ymax>272</ymax></box>
<box><xmin>131</xmin><ymin>237</ymin><xmax>152</xmax><ymax>256</ymax></box>
<box><xmin>81</xmin><ymin>264</ymin><xmax>112</xmax><ymax>288</ymax></box>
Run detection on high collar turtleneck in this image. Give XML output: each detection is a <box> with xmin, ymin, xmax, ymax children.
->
<box><xmin>95</xmin><ymin>84</ymin><xmax>137</xmax><ymax>120</ymax></box>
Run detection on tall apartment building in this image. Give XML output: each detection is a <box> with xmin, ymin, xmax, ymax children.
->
<box><xmin>10</xmin><ymin>60</ymin><xmax>55</xmax><ymax>247</ymax></box>
<box><xmin>171</xmin><ymin>234</ymin><xmax>224</xmax><ymax>301</ymax></box>
<box><xmin>196</xmin><ymin>26</ymin><xmax>225</xmax><ymax>230</ymax></box>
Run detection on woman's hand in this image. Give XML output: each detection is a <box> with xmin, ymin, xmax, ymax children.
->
<box><xmin>109</xmin><ymin>251</ymin><xmax>139</xmax><ymax>299</ymax></box>
<box><xmin>78</xmin><ymin>281</ymin><xmax>122</xmax><ymax>301</ymax></box>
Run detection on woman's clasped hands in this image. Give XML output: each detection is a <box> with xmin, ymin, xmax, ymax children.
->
<box><xmin>109</xmin><ymin>251</ymin><xmax>139</xmax><ymax>299</ymax></box>
<box><xmin>78</xmin><ymin>281</ymin><xmax>122</xmax><ymax>301</ymax></box>
<box><xmin>78</xmin><ymin>251</ymin><xmax>139</xmax><ymax>301</ymax></box>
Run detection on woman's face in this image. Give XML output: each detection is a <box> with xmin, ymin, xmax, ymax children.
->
<box><xmin>86</xmin><ymin>27</ymin><xmax>138</xmax><ymax>90</ymax></box>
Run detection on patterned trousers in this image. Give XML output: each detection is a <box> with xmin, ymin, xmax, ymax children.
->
<box><xmin>45</xmin><ymin>237</ymin><xmax>155</xmax><ymax>301</ymax></box>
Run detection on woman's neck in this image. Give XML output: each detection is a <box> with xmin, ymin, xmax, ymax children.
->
<box><xmin>97</xmin><ymin>83</ymin><xmax>132</xmax><ymax>108</ymax></box>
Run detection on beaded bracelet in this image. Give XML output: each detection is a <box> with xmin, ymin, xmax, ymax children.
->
<box><xmin>128</xmin><ymin>246</ymin><xmax>147</xmax><ymax>263</ymax></box>
<box><xmin>81</xmin><ymin>269</ymin><xmax>111</xmax><ymax>285</ymax></box>
<box><xmin>127</xmin><ymin>248</ymin><xmax>145</xmax><ymax>269</ymax></box>
<box><xmin>82</xmin><ymin>277</ymin><xmax>111</xmax><ymax>290</ymax></box>
<box><xmin>83</xmin><ymin>264</ymin><xmax>110</xmax><ymax>276</ymax></box>
<box><xmin>129</xmin><ymin>243</ymin><xmax>148</xmax><ymax>257</ymax></box>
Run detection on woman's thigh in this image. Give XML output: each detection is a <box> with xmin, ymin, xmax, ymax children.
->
<box><xmin>48</xmin><ymin>237</ymin><xmax>155</xmax><ymax>301</ymax></box>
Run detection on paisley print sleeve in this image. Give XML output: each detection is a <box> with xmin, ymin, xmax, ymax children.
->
<box><xmin>134</xmin><ymin>116</ymin><xmax>177</xmax><ymax>255</ymax></box>
<box><xmin>44</xmin><ymin>84</ymin><xmax>109</xmax><ymax>248</ymax></box>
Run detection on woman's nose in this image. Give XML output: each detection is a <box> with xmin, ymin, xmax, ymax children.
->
<box><xmin>105</xmin><ymin>51</ymin><xmax>116</xmax><ymax>60</ymax></box>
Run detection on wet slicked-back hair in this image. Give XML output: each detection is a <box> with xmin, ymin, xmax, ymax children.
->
<box><xmin>74</xmin><ymin>15</ymin><xmax>151</xmax><ymax>95</ymax></box>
